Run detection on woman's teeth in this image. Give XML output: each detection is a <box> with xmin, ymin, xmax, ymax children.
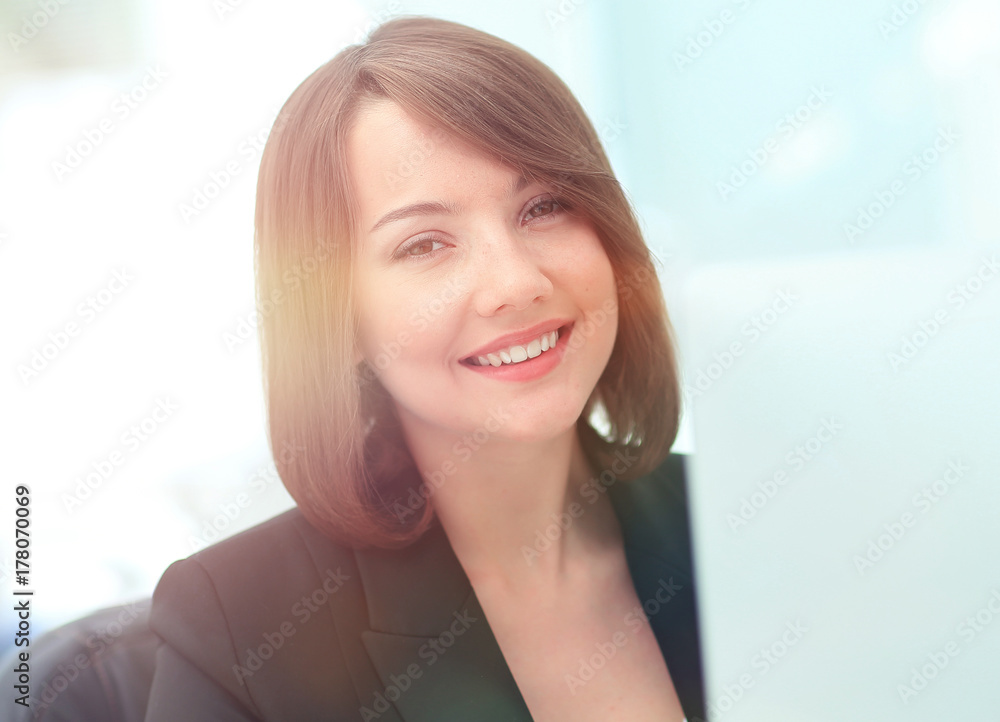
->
<box><xmin>474</xmin><ymin>329</ymin><xmax>560</xmax><ymax>367</ymax></box>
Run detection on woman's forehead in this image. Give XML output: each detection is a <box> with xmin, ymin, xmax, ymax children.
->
<box><xmin>346</xmin><ymin>101</ymin><xmax>532</xmax><ymax>220</ymax></box>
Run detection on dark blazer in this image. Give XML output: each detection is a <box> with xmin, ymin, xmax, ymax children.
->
<box><xmin>144</xmin><ymin>453</ymin><xmax>706</xmax><ymax>721</ymax></box>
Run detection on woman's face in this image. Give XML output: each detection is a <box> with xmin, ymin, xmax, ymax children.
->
<box><xmin>348</xmin><ymin>99</ymin><xmax>618</xmax><ymax>449</ymax></box>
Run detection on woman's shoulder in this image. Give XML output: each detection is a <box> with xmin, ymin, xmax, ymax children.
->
<box><xmin>183</xmin><ymin>505</ymin><xmax>338</xmax><ymax>561</ymax></box>
<box><xmin>153</xmin><ymin>506</ymin><xmax>358</xmax><ymax>611</ymax></box>
<box><xmin>622</xmin><ymin>451</ymin><xmax>688</xmax><ymax>502</ymax></box>
<box><xmin>606</xmin><ymin>451</ymin><xmax>695</xmax><ymax>578</ymax></box>
<box><xmin>152</xmin><ymin>505</ymin><xmax>361</xmax><ymax>630</ymax></box>
<box><xmin>607</xmin><ymin>451</ymin><xmax>690</xmax><ymax>531</ymax></box>
<box><xmin>148</xmin><ymin>508</ymin><xmax>369</xmax><ymax>719</ymax></box>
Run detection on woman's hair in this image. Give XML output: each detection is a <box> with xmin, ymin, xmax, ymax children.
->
<box><xmin>255</xmin><ymin>16</ymin><xmax>680</xmax><ymax>549</ymax></box>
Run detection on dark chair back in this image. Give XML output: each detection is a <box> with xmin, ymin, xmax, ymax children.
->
<box><xmin>3</xmin><ymin>599</ymin><xmax>157</xmax><ymax>721</ymax></box>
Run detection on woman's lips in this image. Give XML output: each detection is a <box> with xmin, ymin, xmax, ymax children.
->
<box><xmin>460</xmin><ymin>319</ymin><xmax>572</xmax><ymax>362</ymax></box>
<box><xmin>467</xmin><ymin>328</ymin><xmax>560</xmax><ymax>367</ymax></box>
<box><xmin>459</xmin><ymin>323</ymin><xmax>574</xmax><ymax>381</ymax></box>
<box><xmin>461</xmin><ymin>323</ymin><xmax>573</xmax><ymax>365</ymax></box>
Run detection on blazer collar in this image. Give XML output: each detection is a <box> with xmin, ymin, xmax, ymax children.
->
<box><xmin>352</xmin><ymin>457</ymin><xmax>702</xmax><ymax>721</ymax></box>
<box><xmin>354</xmin><ymin>519</ymin><xmax>530</xmax><ymax>721</ymax></box>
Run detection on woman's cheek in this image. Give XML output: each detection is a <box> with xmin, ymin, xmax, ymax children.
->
<box><xmin>408</xmin><ymin>312</ymin><xmax>428</xmax><ymax>333</ymax></box>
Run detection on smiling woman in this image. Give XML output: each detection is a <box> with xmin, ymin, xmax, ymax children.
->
<box><xmin>253</xmin><ymin>17</ymin><xmax>682</xmax><ymax>555</ymax></box>
<box><xmin>46</xmin><ymin>15</ymin><xmax>702</xmax><ymax>722</ymax></box>
<box><xmin>349</xmin><ymin>97</ymin><xmax>621</xmax><ymax>466</ymax></box>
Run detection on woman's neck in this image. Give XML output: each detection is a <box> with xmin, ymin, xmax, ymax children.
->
<box><xmin>397</xmin><ymin>412</ymin><xmax>622</xmax><ymax>594</ymax></box>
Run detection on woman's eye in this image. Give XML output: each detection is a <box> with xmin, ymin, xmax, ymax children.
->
<box><xmin>524</xmin><ymin>197</ymin><xmax>562</xmax><ymax>222</ymax></box>
<box><xmin>396</xmin><ymin>237</ymin><xmax>445</xmax><ymax>259</ymax></box>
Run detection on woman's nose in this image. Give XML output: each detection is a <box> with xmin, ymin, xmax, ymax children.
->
<box><xmin>470</xmin><ymin>227</ymin><xmax>553</xmax><ymax>317</ymax></box>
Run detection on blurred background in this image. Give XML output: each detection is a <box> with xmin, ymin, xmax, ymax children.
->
<box><xmin>0</xmin><ymin>0</ymin><xmax>996</xmax><ymax>679</ymax></box>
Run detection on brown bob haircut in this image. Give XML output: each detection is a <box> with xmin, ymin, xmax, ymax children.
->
<box><xmin>254</xmin><ymin>16</ymin><xmax>680</xmax><ymax>549</ymax></box>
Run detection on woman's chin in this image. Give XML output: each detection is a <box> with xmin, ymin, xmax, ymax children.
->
<box><xmin>480</xmin><ymin>411</ymin><xmax>584</xmax><ymax>447</ymax></box>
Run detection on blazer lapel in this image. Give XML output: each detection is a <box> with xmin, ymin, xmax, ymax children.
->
<box><xmin>607</xmin><ymin>455</ymin><xmax>707</xmax><ymax>721</ymax></box>
<box><xmin>352</xmin><ymin>453</ymin><xmax>704</xmax><ymax>721</ymax></box>
<box><xmin>355</xmin><ymin>520</ymin><xmax>532</xmax><ymax>722</ymax></box>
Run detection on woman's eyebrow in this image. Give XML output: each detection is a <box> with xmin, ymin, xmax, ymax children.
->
<box><xmin>368</xmin><ymin>175</ymin><xmax>534</xmax><ymax>234</ymax></box>
<box><xmin>369</xmin><ymin>200</ymin><xmax>459</xmax><ymax>234</ymax></box>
